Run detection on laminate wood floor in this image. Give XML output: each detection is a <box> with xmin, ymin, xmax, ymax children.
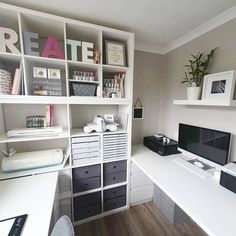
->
<box><xmin>76</xmin><ymin>201</ymin><xmax>208</xmax><ymax>236</ymax></box>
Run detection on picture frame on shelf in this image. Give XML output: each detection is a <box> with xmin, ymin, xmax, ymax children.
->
<box><xmin>105</xmin><ymin>40</ymin><xmax>126</xmax><ymax>67</ymax></box>
<box><xmin>202</xmin><ymin>70</ymin><xmax>236</xmax><ymax>100</ymax></box>
<box><xmin>48</xmin><ymin>69</ymin><xmax>61</xmax><ymax>79</ymax></box>
<box><xmin>33</xmin><ymin>67</ymin><xmax>47</xmax><ymax>78</ymax></box>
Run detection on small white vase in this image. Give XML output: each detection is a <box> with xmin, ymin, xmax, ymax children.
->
<box><xmin>187</xmin><ymin>87</ymin><xmax>201</xmax><ymax>100</ymax></box>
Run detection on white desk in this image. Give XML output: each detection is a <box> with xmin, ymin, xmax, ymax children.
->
<box><xmin>132</xmin><ymin>144</ymin><xmax>236</xmax><ymax>236</ymax></box>
<box><xmin>0</xmin><ymin>172</ymin><xmax>58</xmax><ymax>236</ymax></box>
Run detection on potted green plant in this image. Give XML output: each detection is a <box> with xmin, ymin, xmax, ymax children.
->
<box><xmin>181</xmin><ymin>48</ymin><xmax>217</xmax><ymax>100</ymax></box>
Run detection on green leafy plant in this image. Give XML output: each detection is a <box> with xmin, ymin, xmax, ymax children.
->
<box><xmin>181</xmin><ymin>48</ymin><xmax>217</xmax><ymax>87</ymax></box>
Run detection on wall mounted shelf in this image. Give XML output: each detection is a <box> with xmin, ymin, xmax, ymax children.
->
<box><xmin>173</xmin><ymin>100</ymin><xmax>236</xmax><ymax>107</ymax></box>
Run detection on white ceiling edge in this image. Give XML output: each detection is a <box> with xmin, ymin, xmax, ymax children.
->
<box><xmin>135</xmin><ymin>41</ymin><xmax>166</xmax><ymax>54</ymax></box>
<box><xmin>135</xmin><ymin>4</ymin><xmax>236</xmax><ymax>55</ymax></box>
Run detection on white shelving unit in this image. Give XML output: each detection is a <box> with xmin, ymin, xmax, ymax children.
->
<box><xmin>0</xmin><ymin>2</ymin><xmax>134</xmax><ymax>226</ymax></box>
<box><xmin>173</xmin><ymin>99</ymin><xmax>236</xmax><ymax>106</ymax></box>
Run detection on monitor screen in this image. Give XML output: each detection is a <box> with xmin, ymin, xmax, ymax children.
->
<box><xmin>178</xmin><ymin>123</ymin><xmax>231</xmax><ymax>165</ymax></box>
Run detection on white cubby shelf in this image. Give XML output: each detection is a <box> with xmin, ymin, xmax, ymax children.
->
<box><xmin>173</xmin><ymin>99</ymin><xmax>236</xmax><ymax>107</ymax></box>
<box><xmin>0</xmin><ymin>2</ymin><xmax>134</xmax><ymax>101</ymax></box>
<box><xmin>0</xmin><ymin>2</ymin><xmax>134</xmax><ymax>226</ymax></box>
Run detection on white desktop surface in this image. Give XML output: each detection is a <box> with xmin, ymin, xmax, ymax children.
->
<box><xmin>0</xmin><ymin>172</ymin><xmax>58</xmax><ymax>236</ymax></box>
<box><xmin>132</xmin><ymin>144</ymin><xmax>236</xmax><ymax>236</ymax></box>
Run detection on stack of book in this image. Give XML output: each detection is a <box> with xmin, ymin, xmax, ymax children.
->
<box><xmin>0</xmin><ymin>62</ymin><xmax>25</xmax><ymax>95</ymax></box>
<box><xmin>0</xmin><ymin>64</ymin><xmax>12</xmax><ymax>95</ymax></box>
<box><xmin>11</xmin><ymin>62</ymin><xmax>25</xmax><ymax>95</ymax></box>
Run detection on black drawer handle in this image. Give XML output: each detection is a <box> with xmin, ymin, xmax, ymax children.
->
<box><xmin>113</xmin><ymin>191</ymin><xmax>116</xmax><ymax>194</ymax></box>
<box><xmin>113</xmin><ymin>177</ymin><xmax>116</xmax><ymax>180</ymax></box>
<box><xmin>113</xmin><ymin>166</ymin><xmax>116</xmax><ymax>169</ymax></box>
<box><xmin>85</xmin><ymin>183</ymin><xmax>88</xmax><ymax>186</ymax></box>
<box><xmin>85</xmin><ymin>170</ymin><xmax>89</xmax><ymax>174</ymax></box>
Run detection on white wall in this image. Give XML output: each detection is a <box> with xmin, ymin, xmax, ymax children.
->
<box><xmin>132</xmin><ymin>50</ymin><xmax>164</xmax><ymax>144</ymax></box>
<box><xmin>159</xmin><ymin>18</ymin><xmax>236</xmax><ymax>161</ymax></box>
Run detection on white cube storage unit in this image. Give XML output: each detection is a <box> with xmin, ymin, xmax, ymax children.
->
<box><xmin>0</xmin><ymin>2</ymin><xmax>134</xmax><ymax>225</ymax></box>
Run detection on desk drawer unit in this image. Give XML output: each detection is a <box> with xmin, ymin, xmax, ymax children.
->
<box><xmin>103</xmin><ymin>160</ymin><xmax>127</xmax><ymax>186</ymax></box>
<box><xmin>103</xmin><ymin>133</ymin><xmax>127</xmax><ymax>160</ymax></box>
<box><xmin>71</xmin><ymin>136</ymin><xmax>100</xmax><ymax>165</ymax></box>
<box><xmin>72</xmin><ymin>165</ymin><xmax>101</xmax><ymax>193</ymax></box>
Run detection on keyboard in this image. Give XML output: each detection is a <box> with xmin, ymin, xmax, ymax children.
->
<box><xmin>173</xmin><ymin>157</ymin><xmax>213</xmax><ymax>179</ymax></box>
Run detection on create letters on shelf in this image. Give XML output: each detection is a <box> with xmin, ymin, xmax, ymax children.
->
<box><xmin>0</xmin><ymin>27</ymin><xmax>95</xmax><ymax>63</ymax></box>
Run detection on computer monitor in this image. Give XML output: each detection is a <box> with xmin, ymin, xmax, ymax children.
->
<box><xmin>178</xmin><ymin>123</ymin><xmax>231</xmax><ymax>165</ymax></box>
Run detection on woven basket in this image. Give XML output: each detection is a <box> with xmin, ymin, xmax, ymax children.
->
<box><xmin>72</xmin><ymin>83</ymin><xmax>97</xmax><ymax>96</ymax></box>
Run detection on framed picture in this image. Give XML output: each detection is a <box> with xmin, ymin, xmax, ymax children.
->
<box><xmin>133</xmin><ymin>107</ymin><xmax>144</xmax><ymax>119</ymax></box>
<box><xmin>105</xmin><ymin>40</ymin><xmax>126</xmax><ymax>66</ymax></box>
<box><xmin>133</xmin><ymin>98</ymin><xmax>144</xmax><ymax>119</ymax></box>
<box><xmin>48</xmin><ymin>69</ymin><xmax>61</xmax><ymax>79</ymax></box>
<box><xmin>33</xmin><ymin>67</ymin><xmax>47</xmax><ymax>78</ymax></box>
<box><xmin>202</xmin><ymin>70</ymin><xmax>236</xmax><ymax>100</ymax></box>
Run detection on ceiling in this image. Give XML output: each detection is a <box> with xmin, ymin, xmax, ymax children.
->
<box><xmin>1</xmin><ymin>0</ymin><xmax>236</xmax><ymax>54</ymax></box>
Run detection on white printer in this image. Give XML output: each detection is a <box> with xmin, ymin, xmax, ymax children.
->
<box><xmin>220</xmin><ymin>162</ymin><xmax>236</xmax><ymax>193</ymax></box>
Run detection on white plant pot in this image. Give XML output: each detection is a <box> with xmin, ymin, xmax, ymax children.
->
<box><xmin>187</xmin><ymin>87</ymin><xmax>201</xmax><ymax>100</ymax></box>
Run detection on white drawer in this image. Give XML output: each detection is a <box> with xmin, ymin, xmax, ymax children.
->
<box><xmin>104</xmin><ymin>144</ymin><xmax>127</xmax><ymax>150</ymax></box>
<box><xmin>130</xmin><ymin>185</ymin><xmax>154</xmax><ymax>204</ymax></box>
<box><xmin>73</xmin><ymin>151</ymin><xmax>100</xmax><ymax>160</ymax></box>
<box><xmin>104</xmin><ymin>133</ymin><xmax>127</xmax><ymax>139</ymax></box>
<box><xmin>131</xmin><ymin>162</ymin><xmax>142</xmax><ymax>174</ymax></box>
<box><xmin>131</xmin><ymin>172</ymin><xmax>153</xmax><ymax>189</ymax></box>
<box><xmin>73</xmin><ymin>157</ymin><xmax>100</xmax><ymax>166</ymax></box>
<box><xmin>72</xmin><ymin>136</ymin><xmax>100</xmax><ymax>143</ymax></box>
<box><xmin>104</xmin><ymin>153</ymin><xmax>127</xmax><ymax>159</ymax></box>
<box><xmin>104</xmin><ymin>147</ymin><xmax>127</xmax><ymax>154</ymax></box>
<box><xmin>72</xmin><ymin>141</ymin><xmax>99</xmax><ymax>149</ymax></box>
<box><xmin>72</xmin><ymin>146</ymin><xmax>99</xmax><ymax>155</ymax></box>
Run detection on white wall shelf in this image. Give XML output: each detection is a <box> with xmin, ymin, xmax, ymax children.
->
<box><xmin>0</xmin><ymin>95</ymin><xmax>68</xmax><ymax>104</ymax></box>
<box><xmin>0</xmin><ymin>96</ymin><xmax>130</xmax><ymax>105</ymax></box>
<box><xmin>0</xmin><ymin>157</ymin><xmax>70</xmax><ymax>181</ymax></box>
<box><xmin>0</xmin><ymin>129</ymin><xmax>69</xmax><ymax>144</ymax></box>
<box><xmin>173</xmin><ymin>99</ymin><xmax>236</xmax><ymax>107</ymax></box>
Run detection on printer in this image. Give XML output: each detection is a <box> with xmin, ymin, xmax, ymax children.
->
<box><xmin>220</xmin><ymin>162</ymin><xmax>236</xmax><ymax>194</ymax></box>
<box><xmin>143</xmin><ymin>135</ymin><xmax>181</xmax><ymax>156</ymax></box>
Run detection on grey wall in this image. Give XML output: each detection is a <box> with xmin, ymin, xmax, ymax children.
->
<box><xmin>132</xmin><ymin>50</ymin><xmax>164</xmax><ymax>144</ymax></box>
<box><xmin>159</xmin><ymin>18</ymin><xmax>236</xmax><ymax>161</ymax></box>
